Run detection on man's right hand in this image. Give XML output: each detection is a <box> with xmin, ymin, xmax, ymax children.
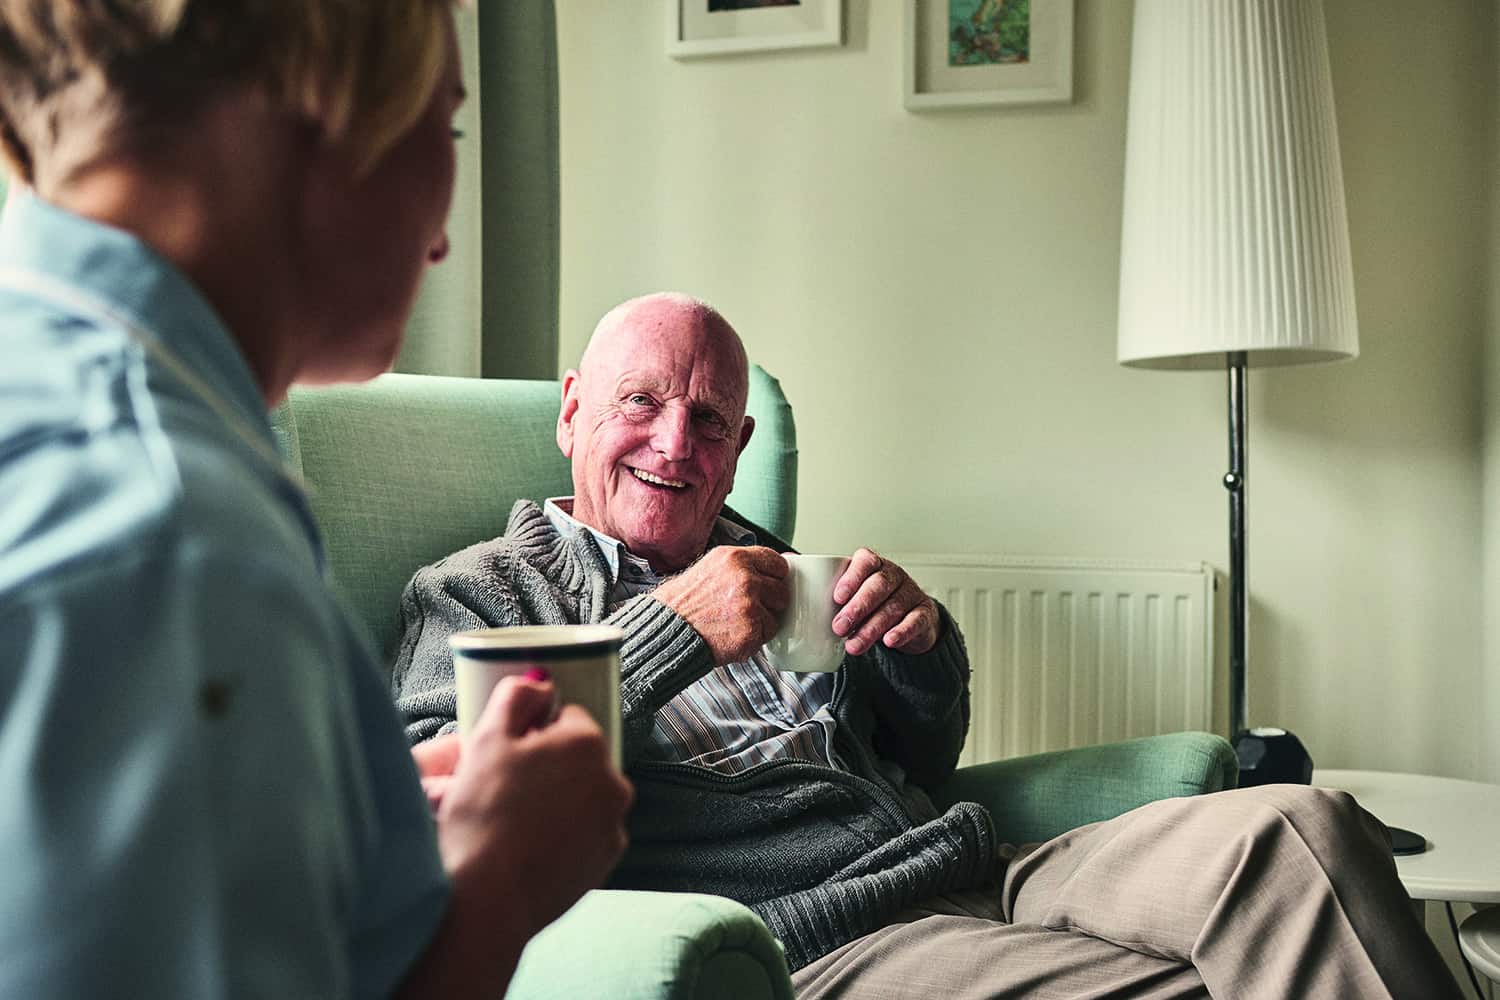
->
<box><xmin>432</xmin><ymin>676</ymin><xmax>633</xmax><ymax>942</ymax></box>
<box><xmin>653</xmin><ymin>545</ymin><xmax>790</xmax><ymax>665</ymax></box>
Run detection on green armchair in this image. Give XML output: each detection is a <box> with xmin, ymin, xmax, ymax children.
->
<box><xmin>271</xmin><ymin>371</ymin><xmax>1235</xmax><ymax>999</ymax></box>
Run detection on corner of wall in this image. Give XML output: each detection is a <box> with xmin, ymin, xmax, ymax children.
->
<box><xmin>1481</xmin><ymin>1</ymin><xmax>1500</xmax><ymax>782</ymax></box>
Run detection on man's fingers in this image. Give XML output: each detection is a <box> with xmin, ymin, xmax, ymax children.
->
<box><xmin>736</xmin><ymin>547</ymin><xmax>791</xmax><ymax>603</ymax></box>
<box><xmin>833</xmin><ymin>547</ymin><xmax>882</xmax><ymax>604</ymax></box>
<box><xmin>751</xmin><ymin>547</ymin><xmax>791</xmax><ymax>578</ymax></box>
<box><xmin>882</xmin><ymin>602</ymin><xmax>931</xmax><ymax>646</ymax></box>
<box><xmin>833</xmin><ymin>561</ymin><xmax>903</xmax><ymax>638</ymax></box>
<box><xmin>845</xmin><ymin>592</ymin><xmax>915</xmax><ymax>655</ymax></box>
<box><xmin>883</xmin><ymin>601</ymin><xmax>939</xmax><ymax>653</ymax></box>
<box><xmin>761</xmin><ymin>573</ymin><xmax>791</xmax><ymax>616</ymax></box>
<box><xmin>706</xmin><ymin>544</ymin><xmax>786</xmax><ymax>579</ymax></box>
<box><xmin>755</xmin><ymin>603</ymin><xmax>783</xmax><ymax>647</ymax></box>
<box><xmin>831</xmin><ymin>557</ymin><xmax>938</xmax><ymax>656</ymax></box>
<box><xmin>483</xmin><ymin>676</ymin><xmax>559</xmax><ymax>738</ymax></box>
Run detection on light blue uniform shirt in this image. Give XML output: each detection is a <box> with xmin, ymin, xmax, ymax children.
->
<box><xmin>0</xmin><ymin>194</ymin><xmax>448</xmax><ymax>997</ymax></box>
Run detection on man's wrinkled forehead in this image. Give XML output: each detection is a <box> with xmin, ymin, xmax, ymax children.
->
<box><xmin>580</xmin><ymin>295</ymin><xmax>748</xmax><ymax>398</ymax></box>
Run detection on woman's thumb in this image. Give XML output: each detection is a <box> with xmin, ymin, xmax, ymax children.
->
<box><xmin>482</xmin><ymin>673</ymin><xmax>559</xmax><ymax>738</ymax></box>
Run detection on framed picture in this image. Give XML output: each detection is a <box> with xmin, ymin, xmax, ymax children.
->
<box><xmin>668</xmin><ymin>0</ymin><xmax>843</xmax><ymax>59</ymax></box>
<box><xmin>904</xmin><ymin>0</ymin><xmax>1073</xmax><ymax>110</ymax></box>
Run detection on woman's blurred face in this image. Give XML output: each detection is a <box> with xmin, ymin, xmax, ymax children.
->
<box><xmin>297</xmin><ymin>14</ymin><xmax>464</xmax><ymax>384</ymax></box>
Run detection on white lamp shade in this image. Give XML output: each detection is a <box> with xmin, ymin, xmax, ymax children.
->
<box><xmin>1117</xmin><ymin>0</ymin><xmax>1359</xmax><ymax>370</ymax></box>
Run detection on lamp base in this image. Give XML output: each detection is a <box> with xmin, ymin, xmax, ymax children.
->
<box><xmin>1233</xmin><ymin>727</ymin><xmax>1313</xmax><ymax>786</ymax></box>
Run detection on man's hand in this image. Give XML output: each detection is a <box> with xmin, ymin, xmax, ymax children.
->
<box><xmin>427</xmin><ymin>676</ymin><xmax>634</xmax><ymax>941</ymax></box>
<box><xmin>832</xmin><ymin>548</ymin><xmax>940</xmax><ymax>656</ymax></box>
<box><xmin>653</xmin><ymin>545</ymin><xmax>790</xmax><ymax>666</ymax></box>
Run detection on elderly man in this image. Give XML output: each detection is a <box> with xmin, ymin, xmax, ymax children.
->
<box><xmin>393</xmin><ymin>292</ymin><xmax>1459</xmax><ymax>999</ymax></box>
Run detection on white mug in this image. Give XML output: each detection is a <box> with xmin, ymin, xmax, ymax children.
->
<box><xmin>762</xmin><ymin>553</ymin><xmax>851</xmax><ymax>673</ymax></box>
<box><xmin>449</xmin><ymin>624</ymin><xmax>623</xmax><ymax>767</ymax></box>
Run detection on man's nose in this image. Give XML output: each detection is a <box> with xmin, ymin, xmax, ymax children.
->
<box><xmin>652</xmin><ymin>407</ymin><xmax>693</xmax><ymax>462</ymax></box>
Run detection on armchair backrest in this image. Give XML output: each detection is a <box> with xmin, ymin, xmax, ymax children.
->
<box><xmin>271</xmin><ymin>368</ymin><xmax>797</xmax><ymax>663</ymax></box>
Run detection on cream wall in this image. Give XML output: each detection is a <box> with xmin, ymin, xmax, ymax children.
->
<box><xmin>1486</xmin><ymin>4</ymin><xmax>1500</xmax><ymax>785</ymax></box>
<box><xmin>557</xmin><ymin>0</ymin><xmax>1498</xmax><ymax>779</ymax></box>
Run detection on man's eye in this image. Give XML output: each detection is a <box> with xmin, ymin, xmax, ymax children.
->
<box><xmin>695</xmin><ymin>412</ymin><xmax>729</xmax><ymax>438</ymax></box>
<box><xmin>627</xmin><ymin>394</ymin><xmax>654</xmax><ymax>406</ymax></box>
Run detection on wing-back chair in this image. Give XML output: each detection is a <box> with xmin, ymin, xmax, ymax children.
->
<box><xmin>272</xmin><ymin>370</ymin><xmax>1236</xmax><ymax>1000</ymax></box>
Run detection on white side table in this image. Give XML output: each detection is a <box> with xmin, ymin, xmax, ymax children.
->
<box><xmin>1460</xmin><ymin>907</ymin><xmax>1500</xmax><ymax>986</ymax></box>
<box><xmin>1314</xmin><ymin>770</ymin><xmax>1500</xmax><ymax>905</ymax></box>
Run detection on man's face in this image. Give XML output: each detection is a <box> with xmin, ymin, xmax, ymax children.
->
<box><xmin>558</xmin><ymin>302</ymin><xmax>754</xmax><ymax>573</ymax></box>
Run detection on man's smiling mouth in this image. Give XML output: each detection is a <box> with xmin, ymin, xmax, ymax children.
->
<box><xmin>630</xmin><ymin>467</ymin><xmax>688</xmax><ymax>490</ymax></box>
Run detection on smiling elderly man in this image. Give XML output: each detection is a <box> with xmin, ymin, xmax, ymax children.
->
<box><xmin>392</xmin><ymin>292</ymin><xmax>1459</xmax><ymax>999</ymax></box>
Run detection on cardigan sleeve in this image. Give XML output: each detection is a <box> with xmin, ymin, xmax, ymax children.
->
<box><xmin>605</xmin><ymin>594</ymin><xmax>719</xmax><ymax>763</ymax></box>
<box><xmin>389</xmin><ymin>541</ymin><xmax>541</xmax><ymax>743</ymax></box>
<box><xmin>388</xmin><ymin>532</ymin><xmax>723</xmax><ymax>761</ymax></box>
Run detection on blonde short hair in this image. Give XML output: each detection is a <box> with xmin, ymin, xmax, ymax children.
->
<box><xmin>0</xmin><ymin>0</ymin><xmax>458</xmax><ymax>186</ymax></box>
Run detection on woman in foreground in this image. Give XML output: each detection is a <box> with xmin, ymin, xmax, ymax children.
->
<box><xmin>0</xmin><ymin>3</ymin><xmax>630</xmax><ymax>996</ymax></box>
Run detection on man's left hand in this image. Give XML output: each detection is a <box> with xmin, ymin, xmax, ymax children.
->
<box><xmin>831</xmin><ymin>548</ymin><xmax>940</xmax><ymax>656</ymax></box>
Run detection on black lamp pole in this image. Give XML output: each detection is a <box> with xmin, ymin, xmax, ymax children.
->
<box><xmin>1225</xmin><ymin>351</ymin><xmax>1248</xmax><ymax>740</ymax></box>
<box><xmin>1225</xmin><ymin>352</ymin><xmax>1314</xmax><ymax>786</ymax></box>
<box><xmin>1222</xmin><ymin>355</ymin><xmax>1425</xmax><ymax>853</ymax></box>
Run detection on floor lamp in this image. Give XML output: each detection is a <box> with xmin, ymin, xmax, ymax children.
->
<box><xmin>1116</xmin><ymin>0</ymin><xmax>1357</xmax><ymax>788</ymax></box>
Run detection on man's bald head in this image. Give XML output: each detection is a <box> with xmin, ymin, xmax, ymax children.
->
<box><xmin>580</xmin><ymin>292</ymin><xmax>748</xmax><ymax>387</ymax></box>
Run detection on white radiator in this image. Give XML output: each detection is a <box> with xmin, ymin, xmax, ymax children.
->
<box><xmin>897</xmin><ymin>556</ymin><xmax>1216</xmax><ymax>767</ymax></box>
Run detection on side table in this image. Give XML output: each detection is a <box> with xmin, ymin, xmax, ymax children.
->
<box><xmin>1314</xmin><ymin>770</ymin><xmax>1500</xmax><ymax>905</ymax></box>
<box><xmin>1316</xmin><ymin>769</ymin><xmax>1500</xmax><ymax>994</ymax></box>
<box><xmin>1459</xmin><ymin>906</ymin><xmax>1500</xmax><ymax>987</ymax></box>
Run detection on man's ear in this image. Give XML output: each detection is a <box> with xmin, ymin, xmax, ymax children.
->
<box><xmin>736</xmin><ymin>415</ymin><xmax>755</xmax><ymax>456</ymax></box>
<box><xmin>557</xmin><ymin>370</ymin><xmax>581</xmax><ymax>457</ymax></box>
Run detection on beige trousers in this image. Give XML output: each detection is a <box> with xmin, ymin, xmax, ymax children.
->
<box><xmin>791</xmin><ymin>785</ymin><xmax>1461</xmax><ymax>999</ymax></box>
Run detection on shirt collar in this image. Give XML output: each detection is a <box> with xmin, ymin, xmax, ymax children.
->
<box><xmin>542</xmin><ymin>497</ymin><xmax>756</xmax><ymax>583</ymax></box>
<box><xmin>0</xmin><ymin>190</ymin><xmax>271</xmax><ymax>444</ymax></box>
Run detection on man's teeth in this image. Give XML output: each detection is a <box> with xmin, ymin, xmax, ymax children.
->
<box><xmin>631</xmin><ymin>468</ymin><xmax>687</xmax><ymax>489</ymax></box>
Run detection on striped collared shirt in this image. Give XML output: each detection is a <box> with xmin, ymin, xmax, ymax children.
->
<box><xmin>544</xmin><ymin>498</ymin><xmax>841</xmax><ymax>773</ymax></box>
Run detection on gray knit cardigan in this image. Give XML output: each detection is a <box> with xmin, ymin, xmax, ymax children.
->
<box><xmin>391</xmin><ymin>500</ymin><xmax>999</xmax><ymax>971</ymax></box>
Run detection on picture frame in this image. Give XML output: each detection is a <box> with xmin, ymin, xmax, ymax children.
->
<box><xmin>668</xmin><ymin>0</ymin><xmax>843</xmax><ymax>60</ymax></box>
<box><xmin>904</xmin><ymin>0</ymin><xmax>1074</xmax><ymax>111</ymax></box>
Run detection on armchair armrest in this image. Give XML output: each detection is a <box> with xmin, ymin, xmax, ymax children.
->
<box><xmin>930</xmin><ymin>731</ymin><xmax>1237</xmax><ymax>846</ymax></box>
<box><xmin>506</xmin><ymin>889</ymin><xmax>793</xmax><ymax>1000</ymax></box>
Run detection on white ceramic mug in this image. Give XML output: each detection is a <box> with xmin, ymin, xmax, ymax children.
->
<box><xmin>762</xmin><ymin>553</ymin><xmax>851</xmax><ymax>673</ymax></box>
<box><xmin>449</xmin><ymin>624</ymin><xmax>623</xmax><ymax>767</ymax></box>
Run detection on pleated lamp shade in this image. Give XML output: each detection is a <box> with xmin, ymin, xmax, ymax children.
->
<box><xmin>1117</xmin><ymin>0</ymin><xmax>1359</xmax><ymax>370</ymax></box>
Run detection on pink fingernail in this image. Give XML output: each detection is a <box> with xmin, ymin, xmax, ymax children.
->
<box><xmin>524</xmin><ymin>667</ymin><xmax>551</xmax><ymax>682</ymax></box>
